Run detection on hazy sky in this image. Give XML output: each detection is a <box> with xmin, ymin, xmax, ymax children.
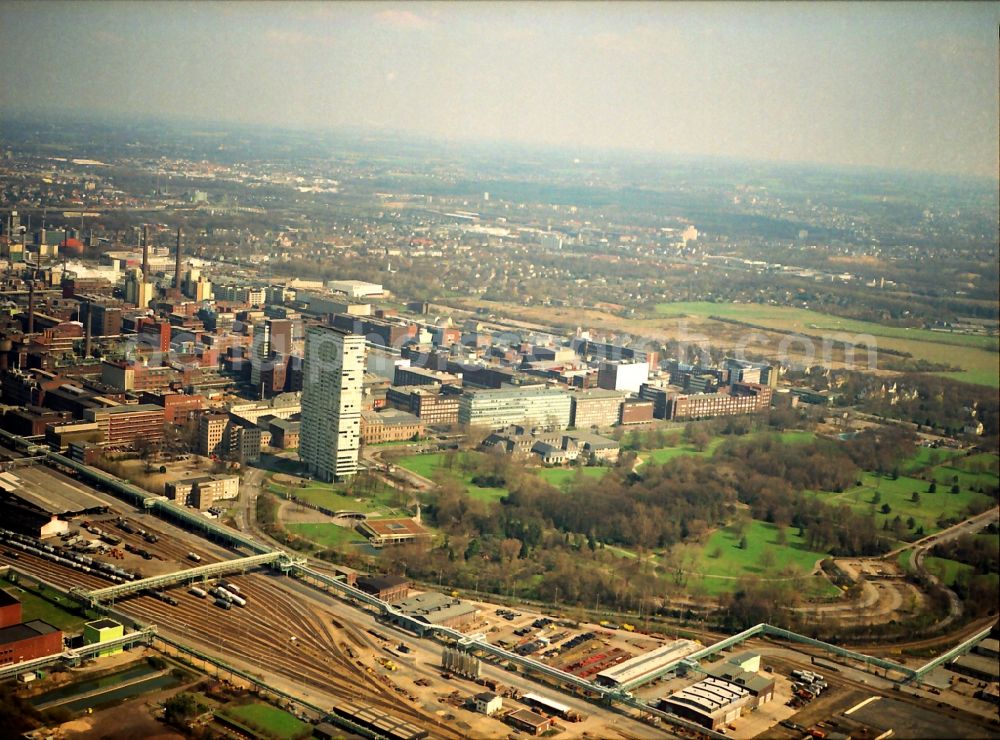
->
<box><xmin>1</xmin><ymin>1</ymin><xmax>997</xmax><ymax>177</ymax></box>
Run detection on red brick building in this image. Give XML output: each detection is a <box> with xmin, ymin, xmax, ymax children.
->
<box><xmin>619</xmin><ymin>399</ymin><xmax>654</xmax><ymax>425</ymax></box>
<box><xmin>355</xmin><ymin>574</ymin><xmax>411</xmax><ymax>603</ymax></box>
<box><xmin>0</xmin><ymin>589</ymin><xmax>21</xmax><ymax>628</ymax></box>
<box><xmin>140</xmin><ymin>391</ymin><xmax>205</xmax><ymax>424</ymax></box>
<box><xmin>84</xmin><ymin>404</ymin><xmax>166</xmax><ymax>446</ymax></box>
<box><xmin>136</xmin><ymin>318</ymin><xmax>172</xmax><ymax>354</ymax></box>
<box><xmin>0</xmin><ymin>406</ymin><xmax>73</xmax><ymax>436</ymax></box>
<box><xmin>668</xmin><ymin>382</ymin><xmax>773</xmax><ymax>421</ymax></box>
<box><xmin>0</xmin><ymin>620</ymin><xmax>63</xmax><ymax>666</ymax></box>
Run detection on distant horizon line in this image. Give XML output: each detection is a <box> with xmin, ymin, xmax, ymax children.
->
<box><xmin>2</xmin><ymin>104</ymin><xmax>998</xmax><ymax>185</ymax></box>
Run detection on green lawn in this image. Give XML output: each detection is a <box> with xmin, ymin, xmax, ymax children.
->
<box><xmin>221</xmin><ymin>703</ymin><xmax>311</xmax><ymax>740</ymax></box>
<box><xmin>897</xmin><ymin>549</ymin><xmax>914</xmax><ymax>573</ymax></box>
<box><xmin>653</xmin><ymin>301</ymin><xmax>1000</xmax><ymax>387</ymax></box>
<box><xmin>954</xmin><ymin>453</ymin><xmax>1000</xmax><ymax>476</ymax></box>
<box><xmin>680</xmin><ymin>520</ymin><xmax>838</xmax><ymax>597</ymax></box>
<box><xmin>464</xmin><ymin>483</ymin><xmax>512</xmax><ymax>503</ymax></box>
<box><xmin>395</xmin><ymin>452</ymin><xmax>511</xmax><ymax>503</ymax></box>
<box><xmin>2</xmin><ymin>584</ymin><xmax>93</xmax><ymax>632</ymax></box>
<box><xmin>270</xmin><ymin>480</ymin><xmax>406</xmax><ymax>518</ymax></box>
<box><xmin>931</xmin><ymin>463</ymin><xmax>999</xmax><ymax>494</ymax></box>
<box><xmin>923</xmin><ymin>556</ymin><xmax>974</xmax><ymax>587</ymax></box>
<box><xmin>902</xmin><ymin>447</ymin><xmax>966</xmax><ymax>474</ymax></box>
<box><xmin>285</xmin><ymin>522</ymin><xmax>368</xmax><ymax>548</ymax></box>
<box><xmin>803</xmin><ymin>472</ymin><xmax>993</xmax><ymax>536</ymax></box>
<box><xmin>939</xmin><ymin>368</ymin><xmax>999</xmax><ymax>388</ymax></box>
<box><xmin>536</xmin><ymin>466</ymin><xmax>608</xmax><ymax>487</ymax></box>
<box><xmin>394</xmin><ymin>452</ymin><xmax>446</xmax><ymax>480</ymax></box>
<box><xmin>900</xmin><ymin>449</ymin><xmax>998</xmax><ymax>494</ymax></box>
<box><xmin>646</xmin><ymin>443</ymin><xmax>710</xmax><ymax>464</ymax></box>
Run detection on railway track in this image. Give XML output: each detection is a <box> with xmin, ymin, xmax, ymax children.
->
<box><xmin>0</xmin><ymin>549</ymin><xmax>114</xmax><ymax>591</ymax></box>
<box><xmin>1</xmin><ymin>546</ymin><xmax>462</xmax><ymax>738</ymax></box>
<box><xmin>854</xmin><ymin>615</ymin><xmax>997</xmax><ymax>656</ymax></box>
<box><xmin>118</xmin><ymin>574</ymin><xmax>464</xmax><ymax>736</ymax></box>
<box><xmin>90</xmin><ymin>513</ymin><xmax>230</xmax><ymax>566</ymax></box>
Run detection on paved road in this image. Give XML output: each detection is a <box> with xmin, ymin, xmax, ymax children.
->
<box><xmin>235</xmin><ymin>467</ymin><xmax>267</xmax><ymax>534</ymax></box>
<box><xmin>885</xmin><ymin>506</ymin><xmax>999</xmax><ymax>559</ymax></box>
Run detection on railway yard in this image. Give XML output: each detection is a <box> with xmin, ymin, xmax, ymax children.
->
<box><xmin>1</xmin><ymin>517</ymin><xmax>472</xmax><ymax>738</ymax></box>
<box><xmin>1</xmin><ymin>457</ymin><xmax>998</xmax><ymax>739</ymax></box>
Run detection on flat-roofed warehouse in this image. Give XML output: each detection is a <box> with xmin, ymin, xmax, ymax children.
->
<box><xmin>594</xmin><ymin>639</ymin><xmax>699</xmax><ymax>689</ymax></box>
<box><xmin>389</xmin><ymin>591</ymin><xmax>479</xmax><ymax>633</ymax></box>
<box><xmin>0</xmin><ymin>467</ymin><xmax>109</xmax><ymax>538</ymax></box>
<box><xmin>329</xmin><ymin>701</ymin><xmax>428</xmax><ymax>740</ymax></box>
<box><xmin>658</xmin><ymin>676</ymin><xmax>752</xmax><ymax>731</ymax></box>
<box><xmin>522</xmin><ymin>692</ymin><xmax>573</xmax><ymax>719</ymax></box>
<box><xmin>0</xmin><ymin>620</ymin><xmax>63</xmax><ymax>666</ymax></box>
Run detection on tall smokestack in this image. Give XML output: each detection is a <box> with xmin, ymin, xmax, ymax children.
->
<box><xmin>84</xmin><ymin>301</ymin><xmax>93</xmax><ymax>357</ymax></box>
<box><xmin>27</xmin><ymin>281</ymin><xmax>35</xmax><ymax>334</ymax></box>
<box><xmin>175</xmin><ymin>226</ymin><xmax>183</xmax><ymax>293</ymax></box>
<box><xmin>141</xmin><ymin>225</ymin><xmax>150</xmax><ymax>282</ymax></box>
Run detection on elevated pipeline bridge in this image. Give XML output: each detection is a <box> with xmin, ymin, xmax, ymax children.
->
<box><xmin>904</xmin><ymin>625</ymin><xmax>994</xmax><ymax>684</ymax></box>
<box><xmin>78</xmin><ymin>551</ymin><xmax>289</xmax><ymax>605</ymax></box>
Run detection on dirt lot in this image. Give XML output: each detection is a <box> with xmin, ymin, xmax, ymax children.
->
<box><xmin>54</xmin><ymin>700</ymin><xmax>184</xmax><ymax>740</ymax></box>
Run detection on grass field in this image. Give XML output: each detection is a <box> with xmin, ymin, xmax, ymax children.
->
<box><xmin>269</xmin><ymin>479</ymin><xmax>406</xmax><ymax>518</ymax></box>
<box><xmin>802</xmin><ymin>471</ymin><xmax>993</xmax><ymax>536</ymax></box>
<box><xmin>923</xmin><ymin>556</ymin><xmax>974</xmax><ymax>587</ymax></box>
<box><xmin>654</xmin><ymin>301</ymin><xmax>999</xmax><ymax>350</ymax></box>
<box><xmin>955</xmin><ymin>452</ymin><xmax>1000</xmax><ymax>475</ymax></box>
<box><xmin>394</xmin><ymin>452</ymin><xmax>445</xmax><ymax>480</ymax></box>
<box><xmin>285</xmin><ymin>522</ymin><xmax>368</xmax><ymax>548</ymax></box>
<box><xmin>645</xmin><ymin>440</ymin><xmax>720</xmax><ymax>465</ymax></box>
<box><xmin>2</xmin><ymin>584</ymin><xmax>93</xmax><ymax>632</ymax></box>
<box><xmin>221</xmin><ymin>703</ymin><xmax>311</xmax><ymax>740</ymax></box>
<box><xmin>536</xmin><ymin>466</ymin><xmax>608</xmax><ymax>487</ymax></box>
<box><xmin>897</xmin><ymin>549</ymin><xmax>914</xmax><ymax>573</ymax></box>
<box><xmin>901</xmin><ymin>450</ymin><xmax>998</xmax><ymax>493</ymax></box>
<box><xmin>654</xmin><ymin>301</ymin><xmax>1000</xmax><ymax>387</ymax></box>
<box><xmin>681</xmin><ymin>520</ymin><xmax>838</xmax><ymax>597</ymax></box>
<box><xmin>395</xmin><ymin>452</ymin><xmax>511</xmax><ymax>503</ymax></box>
<box><xmin>931</xmin><ymin>463</ymin><xmax>1000</xmax><ymax>494</ymax></box>
<box><xmin>902</xmin><ymin>446</ymin><xmax>966</xmax><ymax>474</ymax></box>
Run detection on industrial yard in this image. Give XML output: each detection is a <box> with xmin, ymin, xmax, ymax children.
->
<box><xmin>1</xmin><ymin>456</ymin><xmax>998</xmax><ymax>740</ymax></box>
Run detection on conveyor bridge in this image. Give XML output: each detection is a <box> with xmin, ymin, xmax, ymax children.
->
<box><xmin>80</xmin><ymin>551</ymin><xmax>287</xmax><ymax>605</ymax></box>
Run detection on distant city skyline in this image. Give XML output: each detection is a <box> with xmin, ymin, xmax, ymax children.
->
<box><xmin>1</xmin><ymin>1</ymin><xmax>997</xmax><ymax>178</ymax></box>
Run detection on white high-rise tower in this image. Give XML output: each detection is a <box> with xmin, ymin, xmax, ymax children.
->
<box><xmin>300</xmin><ymin>325</ymin><xmax>365</xmax><ymax>482</ymax></box>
